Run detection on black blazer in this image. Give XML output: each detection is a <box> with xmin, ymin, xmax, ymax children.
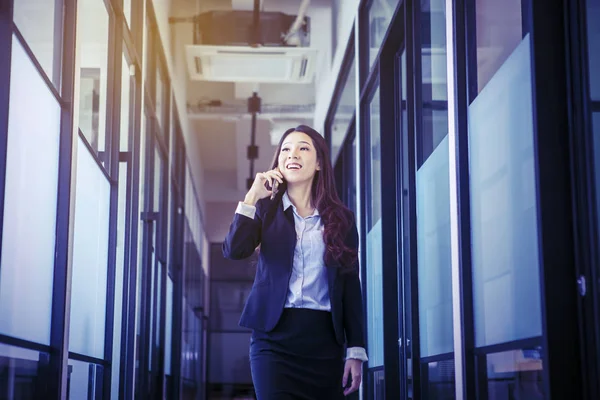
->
<box><xmin>222</xmin><ymin>195</ymin><xmax>366</xmax><ymax>348</ymax></box>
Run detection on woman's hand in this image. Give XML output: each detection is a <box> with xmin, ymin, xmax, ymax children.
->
<box><xmin>244</xmin><ymin>169</ymin><xmax>284</xmax><ymax>206</ymax></box>
<box><xmin>342</xmin><ymin>358</ymin><xmax>362</xmax><ymax>396</ymax></box>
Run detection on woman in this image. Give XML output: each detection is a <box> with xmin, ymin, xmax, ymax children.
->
<box><xmin>223</xmin><ymin>125</ymin><xmax>367</xmax><ymax>399</ymax></box>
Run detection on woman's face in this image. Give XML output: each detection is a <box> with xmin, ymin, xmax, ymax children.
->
<box><xmin>277</xmin><ymin>131</ymin><xmax>320</xmax><ymax>185</ymax></box>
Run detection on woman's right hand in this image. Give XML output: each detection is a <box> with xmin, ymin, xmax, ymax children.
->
<box><xmin>243</xmin><ymin>169</ymin><xmax>284</xmax><ymax>206</ymax></box>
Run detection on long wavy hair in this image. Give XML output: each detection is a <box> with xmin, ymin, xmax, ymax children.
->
<box><xmin>270</xmin><ymin>125</ymin><xmax>358</xmax><ymax>271</ymax></box>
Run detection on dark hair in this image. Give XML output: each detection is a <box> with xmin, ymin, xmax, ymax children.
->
<box><xmin>270</xmin><ymin>125</ymin><xmax>358</xmax><ymax>270</ymax></box>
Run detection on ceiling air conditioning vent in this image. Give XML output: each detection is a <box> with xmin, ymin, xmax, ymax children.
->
<box><xmin>185</xmin><ymin>45</ymin><xmax>318</xmax><ymax>84</ymax></box>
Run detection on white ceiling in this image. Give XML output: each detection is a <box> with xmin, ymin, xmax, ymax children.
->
<box><xmin>170</xmin><ymin>0</ymin><xmax>333</xmax><ymax>214</ymax></box>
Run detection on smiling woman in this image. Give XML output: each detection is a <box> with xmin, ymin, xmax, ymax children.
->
<box><xmin>222</xmin><ymin>125</ymin><xmax>368</xmax><ymax>399</ymax></box>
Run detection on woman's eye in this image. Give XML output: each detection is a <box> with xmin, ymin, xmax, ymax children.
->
<box><xmin>301</xmin><ymin>147</ymin><xmax>309</xmax><ymax>151</ymax></box>
<box><xmin>281</xmin><ymin>148</ymin><xmax>289</xmax><ymax>152</ymax></box>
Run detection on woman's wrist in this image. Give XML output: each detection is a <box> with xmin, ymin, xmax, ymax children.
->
<box><xmin>243</xmin><ymin>192</ymin><xmax>259</xmax><ymax>206</ymax></box>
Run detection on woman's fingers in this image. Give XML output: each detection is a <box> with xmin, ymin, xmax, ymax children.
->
<box><xmin>342</xmin><ymin>360</ymin><xmax>362</xmax><ymax>396</ymax></box>
<box><xmin>264</xmin><ymin>169</ymin><xmax>284</xmax><ymax>183</ymax></box>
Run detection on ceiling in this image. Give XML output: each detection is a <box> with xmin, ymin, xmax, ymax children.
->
<box><xmin>170</xmin><ymin>0</ymin><xmax>333</xmax><ymax>212</ymax></box>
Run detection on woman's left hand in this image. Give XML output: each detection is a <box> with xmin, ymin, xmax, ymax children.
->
<box><xmin>342</xmin><ymin>358</ymin><xmax>362</xmax><ymax>396</ymax></box>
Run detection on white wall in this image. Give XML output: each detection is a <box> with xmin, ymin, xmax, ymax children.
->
<box><xmin>205</xmin><ymin>202</ymin><xmax>240</xmax><ymax>243</ymax></box>
<box><xmin>313</xmin><ymin>0</ymin><xmax>360</xmax><ymax>133</ymax></box>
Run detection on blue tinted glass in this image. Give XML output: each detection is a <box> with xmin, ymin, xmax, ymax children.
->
<box><xmin>0</xmin><ymin>344</ymin><xmax>51</xmax><ymax>394</ymax></box>
<box><xmin>587</xmin><ymin>0</ymin><xmax>600</xmax><ymax>99</ymax></box>
<box><xmin>13</xmin><ymin>0</ymin><xmax>61</xmax><ymax>88</ymax></box>
<box><xmin>69</xmin><ymin>139</ymin><xmax>110</xmax><ymax>358</ymax></box>
<box><xmin>417</xmin><ymin>136</ymin><xmax>453</xmax><ymax>356</ymax></box>
<box><xmin>366</xmin><ymin>87</ymin><xmax>384</xmax><ymax>367</ymax></box>
<box><xmin>0</xmin><ymin>35</ymin><xmax>59</xmax><ymax>345</ymax></box>
<box><xmin>69</xmin><ymin>360</ymin><xmax>104</xmax><ymax>399</ymax></box>
<box><xmin>469</xmin><ymin>36</ymin><xmax>542</xmax><ymax>347</ymax></box>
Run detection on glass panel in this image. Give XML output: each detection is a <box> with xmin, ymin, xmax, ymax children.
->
<box><xmin>368</xmin><ymin>0</ymin><xmax>401</xmax><ymax>68</ymax></box>
<box><xmin>474</xmin><ymin>0</ymin><xmax>523</xmax><ymax>95</ymax></box>
<box><xmin>156</xmin><ymin>68</ymin><xmax>165</xmax><ymax>130</ymax></box>
<box><xmin>124</xmin><ymin>0</ymin><xmax>133</xmax><ymax>28</ymax></box>
<box><xmin>347</xmin><ymin>136</ymin><xmax>357</xmax><ymax>215</ymax></box>
<box><xmin>331</xmin><ymin>58</ymin><xmax>356</xmax><ymax>163</ymax></box>
<box><xmin>366</xmin><ymin>87</ymin><xmax>384</xmax><ymax>368</ymax></box>
<box><xmin>469</xmin><ymin>36</ymin><xmax>542</xmax><ymax>347</ymax></box>
<box><xmin>208</xmin><ymin>332</ymin><xmax>252</xmax><ymax>384</ymax></box>
<box><xmin>398</xmin><ymin>49</ymin><xmax>414</xmax><ymax>398</ymax></box>
<box><xmin>77</xmin><ymin>0</ymin><xmax>110</xmax><ymax>161</ymax></box>
<box><xmin>586</xmin><ymin>0</ymin><xmax>600</xmax><ymax>100</ymax></box>
<box><xmin>0</xmin><ymin>36</ymin><xmax>59</xmax><ymax>345</ymax></box>
<box><xmin>69</xmin><ymin>139</ymin><xmax>111</xmax><ymax>358</ymax></box>
<box><xmin>416</xmin><ymin>136</ymin><xmax>453</xmax><ymax>356</ymax></box>
<box><xmin>419</xmin><ymin>0</ymin><xmax>448</xmax><ymax>166</ymax></box>
<box><xmin>68</xmin><ymin>360</ymin><xmax>104</xmax><ymax>399</ymax></box>
<box><xmin>425</xmin><ymin>359</ymin><xmax>456</xmax><ymax>399</ymax></box>
<box><xmin>135</xmin><ymin>117</ymin><xmax>148</xmax><ymax>379</ymax></box>
<box><xmin>121</xmin><ymin>54</ymin><xmax>131</xmax><ymax>152</ymax></box>
<box><xmin>13</xmin><ymin>0</ymin><xmax>62</xmax><ymax>87</ymax></box>
<box><xmin>484</xmin><ymin>348</ymin><xmax>545</xmax><ymax>399</ymax></box>
<box><xmin>154</xmin><ymin>148</ymin><xmax>162</xmax><ymax>212</ymax></box>
<box><xmin>417</xmin><ymin>0</ymin><xmax>453</xmax><ymax>358</ymax></box>
<box><xmin>372</xmin><ymin>369</ymin><xmax>385</xmax><ymax>400</ymax></box>
<box><xmin>0</xmin><ymin>344</ymin><xmax>50</xmax><ymax>397</ymax></box>
<box><xmin>166</xmin><ymin>276</ymin><xmax>174</xmax><ymax>376</ymax></box>
<box><xmin>111</xmin><ymin>162</ymin><xmax>128</xmax><ymax>400</ymax></box>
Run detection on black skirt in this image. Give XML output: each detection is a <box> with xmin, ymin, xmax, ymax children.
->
<box><xmin>249</xmin><ymin>308</ymin><xmax>345</xmax><ymax>400</ymax></box>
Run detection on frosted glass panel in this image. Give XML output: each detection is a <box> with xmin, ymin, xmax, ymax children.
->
<box><xmin>13</xmin><ymin>0</ymin><xmax>61</xmax><ymax>87</ymax></box>
<box><xmin>469</xmin><ymin>36</ymin><xmax>542</xmax><ymax>347</ymax></box>
<box><xmin>416</xmin><ymin>136</ymin><xmax>453</xmax><ymax>356</ymax></box>
<box><xmin>77</xmin><ymin>0</ymin><xmax>110</xmax><ymax>158</ymax></box>
<box><xmin>69</xmin><ymin>360</ymin><xmax>104</xmax><ymax>399</ymax></box>
<box><xmin>166</xmin><ymin>277</ymin><xmax>173</xmax><ymax>375</ymax></box>
<box><xmin>366</xmin><ymin>220</ymin><xmax>384</xmax><ymax>367</ymax></box>
<box><xmin>0</xmin><ymin>36</ymin><xmax>60</xmax><ymax>345</ymax></box>
<box><xmin>111</xmin><ymin>163</ymin><xmax>127</xmax><ymax>400</ymax></box>
<box><xmin>69</xmin><ymin>139</ymin><xmax>110</xmax><ymax>358</ymax></box>
<box><xmin>587</xmin><ymin>0</ymin><xmax>600</xmax><ymax>99</ymax></box>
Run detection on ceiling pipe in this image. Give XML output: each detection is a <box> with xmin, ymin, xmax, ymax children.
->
<box><xmin>283</xmin><ymin>0</ymin><xmax>311</xmax><ymax>44</ymax></box>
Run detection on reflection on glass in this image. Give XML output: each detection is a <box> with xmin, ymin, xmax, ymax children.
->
<box><xmin>424</xmin><ymin>359</ymin><xmax>456</xmax><ymax>399</ymax></box>
<box><xmin>77</xmin><ymin>0</ymin><xmax>110</xmax><ymax>160</ymax></box>
<box><xmin>474</xmin><ymin>0</ymin><xmax>523</xmax><ymax>95</ymax></box>
<box><xmin>469</xmin><ymin>36</ymin><xmax>542</xmax><ymax>347</ymax></box>
<box><xmin>419</xmin><ymin>0</ymin><xmax>448</xmax><ymax>165</ymax></box>
<box><xmin>368</xmin><ymin>0</ymin><xmax>401</xmax><ymax>68</ymax></box>
<box><xmin>0</xmin><ymin>344</ymin><xmax>50</xmax><ymax>396</ymax></box>
<box><xmin>13</xmin><ymin>0</ymin><xmax>62</xmax><ymax>87</ymax></box>
<box><xmin>417</xmin><ymin>0</ymin><xmax>453</xmax><ymax>358</ymax></box>
<box><xmin>372</xmin><ymin>369</ymin><xmax>385</xmax><ymax>400</ymax></box>
<box><xmin>366</xmin><ymin>87</ymin><xmax>384</xmax><ymax>368</ymax></box>
<box><xmin>0</xmin><ymin>36</ymin><xmax>59</xmax><ymax>345</ymax></box>
<box><xmin>70</xmin><ymin>139</ymin><xmax>110</xmax><ymax>359</ymax></box>
<box><xmin>484</xmin><ymin>349</ymin><xmax>545</xmax><ymax>399</ymax></box>
<box><xmin>69</xmin><ymin>360</ymin><xmax>104</xmax><ymax>399</ymax></box>
<box><xmin>586</xmin><ymin>0</ymin><xmax>600</xmax><ymax>99</ymax></box>
<box><xmin>121</xmin><ymin>54</ymin><xmax>131</xmax><ymax>152</ymax></box>
<box><xmin>331</xmin><ymin>59</ymin><xmax>356</xmax><ymax>163</ymax></box>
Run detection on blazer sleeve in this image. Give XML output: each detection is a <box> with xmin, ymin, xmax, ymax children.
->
<box><xmin>222</xmin><ymin>201</ymin><xmax>263</xmax><ymax>260</ymax></box>
<box><xmin>343</xmin><ymin>219</ymin><xmax>366</xmax><ymax>348</ymax></box>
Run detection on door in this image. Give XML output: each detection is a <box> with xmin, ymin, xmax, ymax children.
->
<box><xmin>569</xmin><ymin>0</ymin><xmax>600</xmax><ymax>398</ymax></box>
